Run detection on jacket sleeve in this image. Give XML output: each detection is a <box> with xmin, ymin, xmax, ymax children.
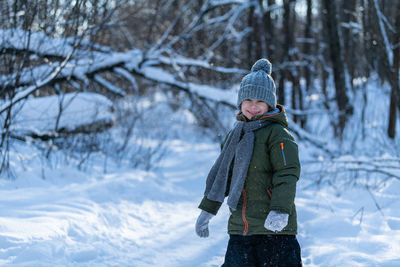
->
<box><xmin>268</xmin><ymin>125</ymin><xmax>301</xmax><ymax>214</ymax></box>
<box><xmin>198</xmin><ymin>196</ymin><xmax>222</xmax><ymax>215</ymax></box>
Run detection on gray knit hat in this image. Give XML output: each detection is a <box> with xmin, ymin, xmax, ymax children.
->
<box><xmin>237</xmin><ymin>58</ymin><xmax>276</xmax><ymax>108</ymax></box>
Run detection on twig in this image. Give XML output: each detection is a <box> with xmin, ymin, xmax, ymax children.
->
<box><xmin>365</xmin><ymin>185</ymin><xmax>385</xmax><ymax>216</ymax></box>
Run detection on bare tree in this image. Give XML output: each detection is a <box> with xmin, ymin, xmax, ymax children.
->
<box><xmin>303</xmin><ymin>0</ymin><xmax>313</xmax><ymax>92</ymax></box>
<box><xmin>0</xmin><ymin>0</ymin><xmax>122</xmax><ymax>176</ymax></box>
<box><xmin>322</xmin><ymin>0</ymin><xmax>352</xmax><ymax>137</ymax></box>
<box><xmin>341</xmin><ymin>0</ymin><xmax>358</xmax><ymax>90</ymax></box>
<box><xmin>388</xmin><ymin>0</ymin><xmax>400</xmax><ymax>138</ymax></box>
<box><xmin>277</xmin><ymin>0</ymin><xmax>294</xmax><ymax>106</ymax></box>
<box><xmin>264</xmin><ymin>0</ymin><xmax>276</xmax><ymax>61</ymax></box>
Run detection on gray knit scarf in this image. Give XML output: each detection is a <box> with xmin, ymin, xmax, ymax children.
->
<box><xmin>204</xmin><ymin>118</ymin><xmax>272</xmax><ymax>211</ymax></box>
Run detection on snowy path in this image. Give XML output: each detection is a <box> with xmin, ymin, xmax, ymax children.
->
<box><xmin>0</xmin><ymin>139</ymin><xmax>229</xmax><ymax>266</ymax></box>
<box><xmin>1</xmin><ymin>138</ymin><xmax>400</xmax><ymax>266</ymax></box>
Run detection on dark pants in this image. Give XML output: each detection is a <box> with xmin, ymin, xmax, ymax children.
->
<box><xmin>221</xmin><ymin>234</ymin><xmax>302</xmax><ymax>267</ymax></box>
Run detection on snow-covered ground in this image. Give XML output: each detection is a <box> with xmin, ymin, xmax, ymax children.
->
<box><xmin>1</xmin><ymin>80</ymin><xmax>400</xmax><ymax>266</ymax></box>
<box><xmin>1</xmin><ymin>134</ymin><xmax>399</xmax><ymax>266</ymax></box>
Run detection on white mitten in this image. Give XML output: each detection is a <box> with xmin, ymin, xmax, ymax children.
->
<box><xmin>264</xmin><ymin>210</ymin><xmax>289</xmax><ymax>232</ymax></box>
<box><xmin>195</xmin><ymin>210</ymin><xmax>214</xmax><ymax>238</ymax></box>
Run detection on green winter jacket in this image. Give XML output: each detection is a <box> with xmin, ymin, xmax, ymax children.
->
<box><xmin>198</xmin><ymin>105</ymin><xmax>300</xmax><ymax>236</ymax></box>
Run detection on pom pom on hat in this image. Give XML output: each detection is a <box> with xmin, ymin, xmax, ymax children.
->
<box><xmin>250</xmin><ymin>58</ymin><xmax>272</xmax><ymax>75</ymax></box>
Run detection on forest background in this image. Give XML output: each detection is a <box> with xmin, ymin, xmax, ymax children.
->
<box><xmin>1</xmin><ymin>0</ymin><xmax>400</xmax><ymax>174</ymax></box>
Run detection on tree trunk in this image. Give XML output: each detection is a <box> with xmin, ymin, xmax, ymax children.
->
<box><xmin>264</xmin><ymin>0</ymin><xmax>275</xmax><ymax>61</ymax></box>
<box><xmin>322</xmin><ymin>0</ymin><xmax>352</xmax><ymax>136</ymax></box>
<box><xmin>388</xmin><ymin>0</ymin><xmax>400</xmax><ymax>138</ymax></box>
<box><xmin>341</xmin><ymin>0</ymin><xmax>357</xmax><ymax>91</ymax></box>
<box><xmin>278</xmin><ymin>0</ymin><xmax>293</xmax><ymax>105</ymax></box>
<box><xmin>303</xmin><ymin>0</ymin><xmax>312</xmax><ymax>92</ymax></box>
<box><xmin>287</xmin><ymin>0</ymin><xmax>304</xmax><ymax>126</ymax></box>
<box><xmin>247</xmin><ymin>5</ymin><xmax>256</xmax><ymax>68</ymax></box>
<box><xmin>361</xmin><ymin>0</ymin><xmax>372</xmax><ymax>78</ymax></box>
<box><xmin>290</xmin><ymin>71</ymin><xmax>305</xmax><ymax>127</ymax></box>
<box><xmin>255</xmin><ymin>0</ymin><xmax>267</xmax><ymax>59</ymax></box>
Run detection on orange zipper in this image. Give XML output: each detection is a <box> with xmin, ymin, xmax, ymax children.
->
<box><xmin>267</xmin><ymin>187</ymin><xmax>272</xmax><ymax>199</ymax></box>
<box><xmin>280</xmin><ymin>142</ymin><xmax>287</xmax><ymax>166</ymax></box>
<box><xmin>242</xmin><ymin>188</ymin><xmax>248</xmax><ymax>235</ymax></box>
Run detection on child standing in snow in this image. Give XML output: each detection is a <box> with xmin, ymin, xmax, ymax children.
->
<box><xmin>195</xmin><ymin>59</ymin><xmax>302</xmax><ymax>266</ymax></box>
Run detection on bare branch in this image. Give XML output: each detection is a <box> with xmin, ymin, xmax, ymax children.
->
<box><xmin>0</xmin><ymin>50</ymin><xmax>74</xmax><ymax>114</ymax></box>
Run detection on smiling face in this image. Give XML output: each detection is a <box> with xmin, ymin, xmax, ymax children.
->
<box><xmin>241</xmin><ymin>99</ymin><xmax>270</xmax><ymax>120</ymax></box>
